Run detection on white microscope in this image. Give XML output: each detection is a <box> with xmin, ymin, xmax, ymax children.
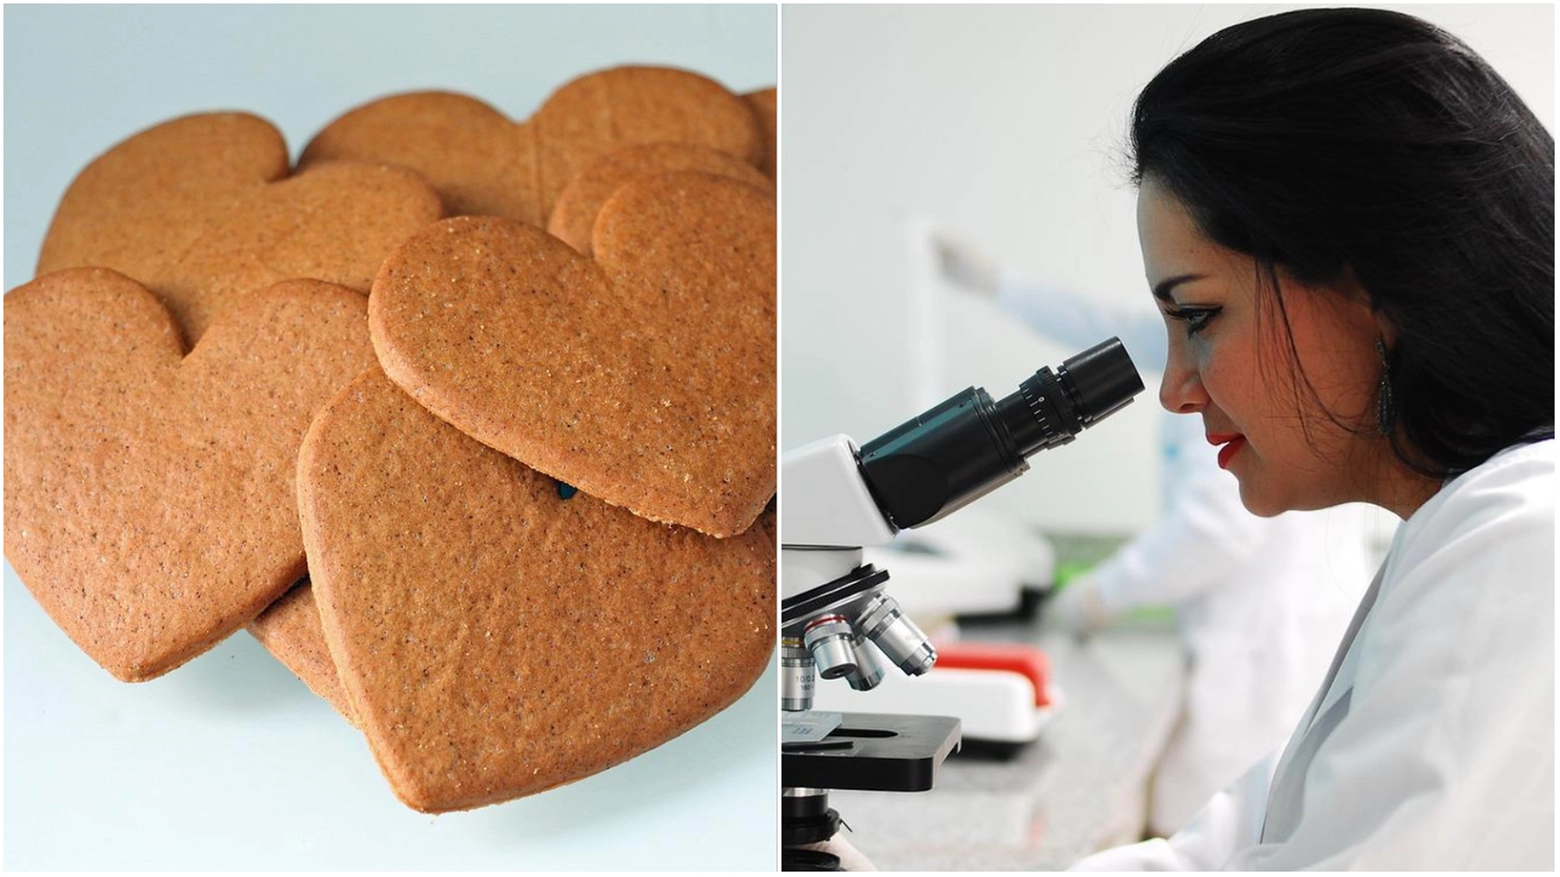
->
<box><xmin>779</xmin><ymin>337</ymin><xmax>1144</xmax><ymax>871</ymax></box>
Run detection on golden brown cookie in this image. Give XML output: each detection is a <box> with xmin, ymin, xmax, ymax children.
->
<box><xmin>300</xmin><ymin>92</ymin><xmax>541</xmax><ymax>223</ymax></box>
<box><xmin>746</xmin><ymin>87</ymin><xmax>777</xmax><ymax>180</ymax></box>
<box><xmin>36</xmin><ymin>112</ymin><xmax>441</xmax><ymax>344</ymax></box>
<box><xmin>299</xmin><ymin>366</ymin><xmax>775</xmax><ymax>812</ymax></box>
<box><xmin>247</xmin><ymin>579</ymin><xmax>359</xmax><ymax>724</ymax></box>
<box><xmin>300</xmin><ymin>65</ymin><xmax>763</xmax><ymax>227</ymax></box>
<box><xmin>3</xmin><ymin>269</ymin><xmax>377</xmax><ymax>682</ymax></box>
<box><xmin>548</xmin><ymin>142</ymin><xmax>773</xmax><ymax>255</ymax></box>
<box><xmin>370</xmin><ymin>172</ymin><xmax>776</xmax><ymax>538</ymax></box>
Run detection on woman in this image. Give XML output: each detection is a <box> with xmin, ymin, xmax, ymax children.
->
<box><xmin>1076</xmin><ymin>7</ymin><xmax>1553</xmax><ymax>869</ymax></box>
<box><xmin>933</xmin><ymin>236</ymin><xmax>1373</xmax><ymax>838</ymax></box>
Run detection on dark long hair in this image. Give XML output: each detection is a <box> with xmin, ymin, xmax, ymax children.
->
<box><xmin>1131</xmin><ymin>7</ymin><xmax>1554</xmax><ymax>478</ymax></box>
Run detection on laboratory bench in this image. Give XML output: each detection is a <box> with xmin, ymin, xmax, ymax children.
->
<box><xmin>822</xmin><ymin>619</ymin><xmax>1185</xmax><ymax>871</ymax></box>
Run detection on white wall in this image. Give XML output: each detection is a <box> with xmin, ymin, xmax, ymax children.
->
<box><xmin>780</xmin><ymin>3</ymin><xmax>1555</xmax><ymax>534</ymax></box>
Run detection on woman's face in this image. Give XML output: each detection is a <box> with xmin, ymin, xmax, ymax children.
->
<box><xmin>1137</xmin><ymin>178</ymin><xmax>1386</xmax><ymax>516</ymax></box>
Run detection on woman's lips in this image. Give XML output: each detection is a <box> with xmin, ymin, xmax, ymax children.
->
<box><xmin>1207</xmin><ymin>433</ymin><xmax>1247</xmax><ymax>470</ymax></box>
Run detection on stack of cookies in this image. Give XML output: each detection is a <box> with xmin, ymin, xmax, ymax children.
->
<box><xmin>4</xmin><ymin>65</ymin><xmax>778</xmax><ymax>813</ymax></box>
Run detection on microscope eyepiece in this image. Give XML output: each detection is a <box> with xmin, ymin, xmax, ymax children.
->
<box><xmin>1000</xmin><ymin>336</ymin><xmax>1146</xmax><ymax>456</ymax></box>
<box><xmin>857</xmin><ymin>337</ymin><xmax>1144</xmax><ymax>530</ymax></box>
<box><xmin>1059</xmin><ymin>338</ymin><xmax>1145</xmax><ymax>425</ymax></box>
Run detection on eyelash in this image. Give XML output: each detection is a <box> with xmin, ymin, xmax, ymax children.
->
<box><xmin>1164</xmin><ymin>306</ymin><xmax>1221</xmax><ymax>337</ymax></box>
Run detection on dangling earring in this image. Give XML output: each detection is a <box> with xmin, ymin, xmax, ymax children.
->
<box><xmin>1375</xmin><ymin>338</ymin><xmax>1394</xmax><ymax>436</ymax></box>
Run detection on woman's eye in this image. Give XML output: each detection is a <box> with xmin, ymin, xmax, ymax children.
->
<box><xmin>1166</xmin><ymin>306</ymin><xmax>1220</xmax><ymax>337</ymax></box>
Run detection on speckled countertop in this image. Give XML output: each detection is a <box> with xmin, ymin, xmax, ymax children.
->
<box><xmin>822</xmin><ymin>621</ymin><xmax>1185</xmax><ymax>871</ymax></box>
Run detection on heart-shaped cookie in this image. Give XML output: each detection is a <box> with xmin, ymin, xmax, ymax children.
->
<box><xmin>299</xmin><ymin>366</ymin><xmax>775</xmax><ymax>812</ymax></box>
<box><xmin>745</xmin><ymin>87</ymin><xmax>777</xmax><ymax>180</ymax></box>
<box><xmin>37</xmin><ymin>112</ymin><xmax>442</xmax><ymax>344</ymax></box>
<box><xmin>548</xmin><ymin>142</ymin><xmax>773</xmax><ymax>255</ymax></box>
<box><xmin>248</xmin><ymin>579</ymin><xmax>359</xmax><ymax>724</ymax></box>
<box><xmin>300</xmin><ymin>65</ymin><xmax>764</xmax><ymax>227</ymax></box>
<box><xmin>370</xmin><ymin>172</ymin><xmax>776</xmax><ymax>538</ymax></box>
<box><xmin>4</xmin><ymin>269</ymin><xmax>377</xmax><ymax>681</ymax></box>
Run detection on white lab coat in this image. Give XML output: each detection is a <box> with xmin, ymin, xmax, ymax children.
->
<box><xmin>1073</xmin><ymin>439</ymin><xmax>1556</xmax><ymax>869</ymax></box>
<box><xmin>998</xmin><ymin>279</ymin><xmax>1372</xmax><ymax>834</ymax></box>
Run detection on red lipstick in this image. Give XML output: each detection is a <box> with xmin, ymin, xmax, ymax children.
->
<box><xmin>1207</xmin><ymin>433</ymin><xmax>1246</xmax><ymax>470</ymax></box>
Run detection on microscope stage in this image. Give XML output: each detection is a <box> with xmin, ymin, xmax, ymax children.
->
<box><xmin>782</xmin><ymin>712</ymin><xmax>962</xmax><ymax>792</ymax></box>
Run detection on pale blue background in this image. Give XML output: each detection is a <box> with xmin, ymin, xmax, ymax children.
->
<box><xmin>3</xmin><ymin>4</ymin><xmax>778</xmax><ymax>871</ymax></box>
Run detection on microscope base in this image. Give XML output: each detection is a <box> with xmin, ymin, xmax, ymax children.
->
<box><xmin>782</xmin><ymin>848</ymin><xmax>844</xmax><ymax>871</ymax></box>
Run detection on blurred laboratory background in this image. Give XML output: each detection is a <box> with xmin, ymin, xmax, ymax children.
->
<box><xmin>780</xmin><ymin>4</ymin><xmax>1553</xmax><ymax>870</ymax></box>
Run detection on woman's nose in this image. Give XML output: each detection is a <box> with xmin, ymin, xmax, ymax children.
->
<box><xmin>1159</xmin><ymin>345</ymin><xmax>1208</xmax><ymax>414</ymax></box>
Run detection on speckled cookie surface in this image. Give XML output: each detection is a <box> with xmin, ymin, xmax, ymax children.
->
<box><xmin>299</xmin><ymin>367</ymin><xmax>775</xmax><ymax>812</ymax></box>
<box><xmin>248</xmin><ymin>580</ymin><xmax>359</xmax><ymax>724</ymax></box>
<box><xmin>370</xmin><ymin>172</ymin><xmax>776</xmax><ymax>538</ymax></box>
<box><xmin>745</xmin><ymin>88</ymin><xmax>777</xmax><ymax>180</ymax></box>
<box><xmin>548</xmin><ymin>142</ymin><xmax>773</xmax><ymax>255</ymax></box>
<box><xmin>3</xmin><ymin>269</ymin><xmax>377</xmax><ymax>681</ymax></box>
<box><xmin>300</xmin><ymin>66</ymin><xmax>763</xmax><ymax>227</ymax></box>
<box><xmin>36</xmin><ymin>112</ymin><xmax>441</xmax><ymax>345</ymax></box>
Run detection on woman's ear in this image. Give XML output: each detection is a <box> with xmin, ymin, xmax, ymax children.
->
<box><xmin>1373</xmin><ymin>309</ymin><xmax>1399</xmax><ymax>349</ymax></box>
<box><xmin>1334</xmin><ymin>264</ymin><xmax>1396</xmax><ymax>347</ymax></box>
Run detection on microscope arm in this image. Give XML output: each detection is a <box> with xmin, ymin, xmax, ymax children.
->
<box><xmin>780</xmin><ymin>434</ymin><xmax>897</xmax><ymax>552</ymax></box>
